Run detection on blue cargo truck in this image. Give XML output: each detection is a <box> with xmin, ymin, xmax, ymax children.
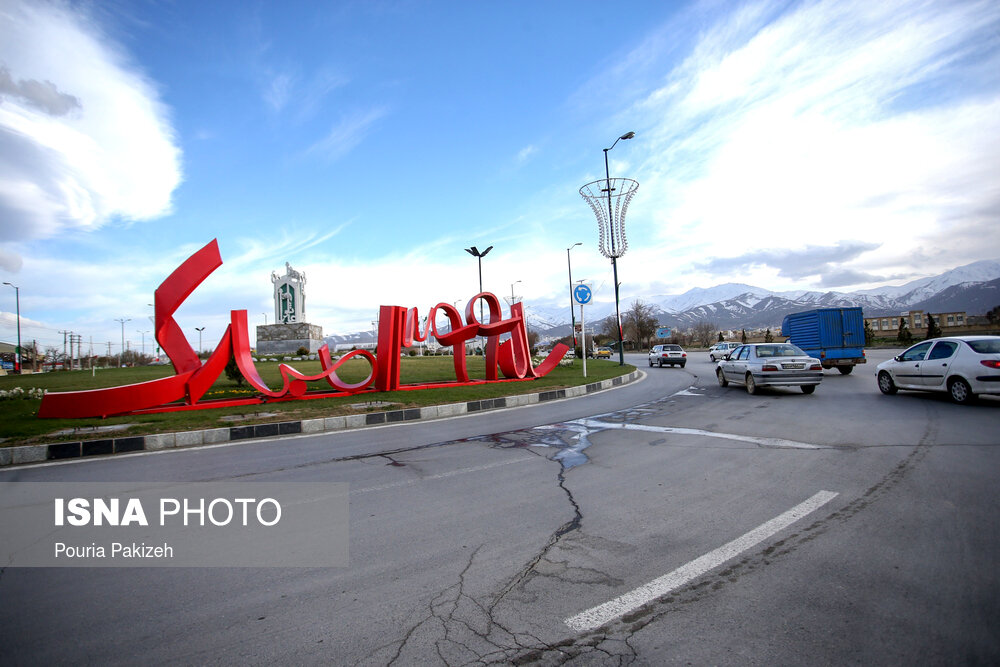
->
<box><xmin>781</xmin><ymin>307</ymin><xmax>867</xmax><ymax>374</ymax></box>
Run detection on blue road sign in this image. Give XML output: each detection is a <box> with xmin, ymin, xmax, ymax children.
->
<box><xmin>573</xmin><ymin>284</ymin><xmax>593</xmax><ymax>305</ymax></box>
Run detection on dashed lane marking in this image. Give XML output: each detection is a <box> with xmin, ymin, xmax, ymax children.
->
<box><xmin>564</xmin><ymin>490</ymin><xmax>839</xmax><ymax>633</ymax></box>
<box><xmin>570</xmin><ymin>418</ymin><xmax>828</xmax><ymax>449</ymax></box>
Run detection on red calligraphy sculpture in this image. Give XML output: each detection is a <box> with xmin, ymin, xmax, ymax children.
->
<box><xmin>38</xmin><ymin>240</ymin><xmax>226</xmax><ymax>418</ymax></box>
<box><xmin>370</xmin><ymin>294</ymin><xmax>570</xmax><ymax>391</ymax></box>
<box><xmin>38</xmin><ymin>239</ymin><xmax>569</xmax><ymax>419</ymax></box>
<box><xmin>230</xmin><ymin>310</ymin><xmax>375</xmax><ymax>397</ymax></box>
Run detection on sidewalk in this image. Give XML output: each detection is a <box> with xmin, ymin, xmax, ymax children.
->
<box><xmin>0</xmin><ymin>370</ymin><xmax>642</xmax><ymax>467</ymax></box>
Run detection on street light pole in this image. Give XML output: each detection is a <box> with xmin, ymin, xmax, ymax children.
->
<box><xmin>115</xmin><ymin>317</ymin><xmax>131</xmax><ymax>367</ymax></box>
<box><xmin>464</xmin><ymin>245</ymin><xmax>493</xmax><ymax>356</ymax></box>
<box><xmin>137</xmin><ymin>330</ymin><xmax>150</xmax><ymax>359</ymax></box>
<box><xmin>509</xmin><ymin>280</ymin><xmax>522</xmax><ymax>305</ymax></box>
<box><xmin>195</xmin><ymin>327</ymin><xmax>205</xmax><ymax>359</ymax></box>
<box><xmin>3</xmin><ymin>282</ymin><xmax>20</xmax><ymax>373</ymax></box>
<box><xmin>566</xmin><ymin>243</ymin><xmax>581</xmax><ymax>348</ymax></box>
<box><xmin>603</xmin><ymin>131</ymin><xmax>635</xmax><ymax>365</ymax></box>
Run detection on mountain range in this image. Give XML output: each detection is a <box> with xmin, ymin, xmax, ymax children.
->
<box><xmin>324</xmin><ymin>259</ymin><xmax>1000</xmax><ymax>346</ymax></box>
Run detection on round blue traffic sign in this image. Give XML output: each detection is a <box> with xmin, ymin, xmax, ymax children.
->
<box><xmin>573</xmin><ymin>284</ymin><xmax>593</xmax><ymax>305</ymax></box>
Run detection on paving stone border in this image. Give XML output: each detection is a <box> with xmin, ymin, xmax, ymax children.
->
<box><xmin>0</xmin><ymin>371</ymin><xmax>641</xmax><ymax>467</ymax></box>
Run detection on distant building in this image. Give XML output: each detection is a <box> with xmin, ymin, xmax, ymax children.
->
<box><xmin>865</xmin><ymin>310</ymin><xmax>966</xmax><ymax>333</ymax></box>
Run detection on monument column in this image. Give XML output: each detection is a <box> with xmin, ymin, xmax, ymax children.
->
<box><xmin>256</xmin><ymin>263</ymin><xmax>324</xmax><ymax>356</ymax></box>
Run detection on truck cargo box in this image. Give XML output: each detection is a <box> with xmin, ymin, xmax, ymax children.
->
<box><xmin>781</xmin><ymin>307</ymin><xmax>866</xmax><ymax>374</ymax></box>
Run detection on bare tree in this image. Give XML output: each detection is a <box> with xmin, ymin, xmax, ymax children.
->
<box><xmin>599</xmin><ymin>315</ymin><xmax>620</xmax><ymax>340</ymax></box>
<box><xmin>691</xmin><ymin>321</ymin><xmax>718</xmax><ymax>348</ymax></box>
<box><xmin>623</xmin><ymin>299</ymin><xmax>659</xmax><ymax>350</ymax></box>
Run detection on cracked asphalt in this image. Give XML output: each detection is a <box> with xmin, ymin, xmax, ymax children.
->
<box><xmin>2</xmin><ymin>349</ymin><xmax>999</xmax><ymax>665</ymax></box>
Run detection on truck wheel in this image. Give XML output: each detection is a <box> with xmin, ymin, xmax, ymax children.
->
<box><xmin>745</xmin><ymin>373</ymin><xmax>758</xmax><ymax>395</ymax></box>
<box><xmin>801</xmin><ymin>384</ymin><xmax>816</xmax><ymax>394</ymax></box>
<box><xmin>717</xmin><ymin>368</ymin><xmax>728</xmax><ymax>387</ymax></box>
<box><xmin>948</xmin><ymin>377</ymin><xmax>975</xmax><ymax>405</ymax></box>
<box><xmin>837</xmin><ymin>366</ymin><xmax>853</xmax><ymax>375</ymax></box>
<box><xmin>877</xmin><ymin>371</ymin><xmax>897</xmax><ymax>395</ymax></box>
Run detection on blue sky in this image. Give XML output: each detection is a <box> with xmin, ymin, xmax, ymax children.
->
<box><xmin>1</xmin><ymin>0</ymin><xmax>998</xmax><ymax>357</ymax></box>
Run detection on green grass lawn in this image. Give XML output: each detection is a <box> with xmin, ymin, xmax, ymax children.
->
<box><xmin>0</xmin><ymin>356</ymin><xmax>634</xmax><ymax>446</ymax></box>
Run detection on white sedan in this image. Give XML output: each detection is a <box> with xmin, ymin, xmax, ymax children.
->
<box><xmin>876</xmin><ymin>336</ymin><xmax>1000</xmax><ymax>404</ymax></box>
<box><xmin>716</xmin><ymin>343</ymin><xmax>823</xmax><ymax>394</ymax></box>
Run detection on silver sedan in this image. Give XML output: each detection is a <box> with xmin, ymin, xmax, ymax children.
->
<box><xmin>716</xmin><ymin>343</ymin><xmax>824</xmax><ymax>394</ymax></box>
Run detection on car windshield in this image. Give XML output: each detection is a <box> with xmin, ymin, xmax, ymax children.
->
<box><xmin>755</xmin><ymin>344</ymin><xmax>805</xmax><ymax>357</ymax></box>
<box><xmin>966</xmin><ymin>339</ymin><xmax>1000</xmax><ymax>354</ymax></box>
<box><xmin>665</xmin><ymin>345</ymin><xmax>681</xmax><ymax>351</ymax></box>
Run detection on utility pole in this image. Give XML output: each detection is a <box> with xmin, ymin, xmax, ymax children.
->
<box><xmin>73</xmin><ymin>334</ymin><xmax>83</xmax><ymax>370</ymax></box>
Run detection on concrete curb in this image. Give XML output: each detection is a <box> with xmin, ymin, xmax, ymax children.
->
<box><xmin>0</xmin><ymin>371</ymin><xmax>642</xmax><ymax>467</ymax></box>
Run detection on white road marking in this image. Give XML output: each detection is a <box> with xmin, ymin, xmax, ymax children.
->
<box><xmin>570</xmin><ymin>419</ymin><xmax>828</xmax><ymax>449</ymax></box>
<box><xmin>564</xmin><ymin>490</ymin><xmax>839</xmax><ymax>633</ymax></box>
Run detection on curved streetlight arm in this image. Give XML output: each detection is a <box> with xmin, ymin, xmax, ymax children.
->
<box><xmin>604</xmin><ymin>131</ymin><xmax>636</xmax><ymax>153</ymax></box>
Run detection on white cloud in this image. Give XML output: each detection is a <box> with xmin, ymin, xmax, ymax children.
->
<box><xmin>0</xmin><ymin>0</ymin><xmax>182</xmax><ymax>251</ymax></box>
<box><xmin>305</xmin><ymin>107</ymin><xmax>388</xmax><ymax>161</ymax></box>
<box><xmin>517</xmin><ymin>145</ymin><xmax>537</xmax><ymax>163</ymax></box>
<box><xmin>616</xmin><ymin>0</ymin><xmax>1000</xmax><ymax>292</ymax></box>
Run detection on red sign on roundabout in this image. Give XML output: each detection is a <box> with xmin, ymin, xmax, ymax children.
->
<box><xmin>38</xmin><ymin>240</ymin><xmax>569</xmax><ymax>419</ymax></box>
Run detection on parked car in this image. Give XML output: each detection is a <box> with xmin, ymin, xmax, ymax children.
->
<box><xmin>648</xmin><ymin>344</ymin><xmax>687</xmax><ymax>368</ymax></box>
<box><xmin>876</xmin><ymin>336</ymin><xmax>1000</xmax><ymax>404</ymax></box>
<box><xmin>708</xmin><ymin>341</ymin><xmax>741</xmax><ymax>361</ymax></box>
<box><xmin>595</xmin><ymin>347</ymin><xmax>612</xmax><ymax>359</ymax></box>
<box><xmin>716</xmin><ymin>343</ymin><xmax>823</xmax><ymax>394</ymax></box>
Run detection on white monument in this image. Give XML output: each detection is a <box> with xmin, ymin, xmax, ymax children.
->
<box><xmin>272</xmin><ymin>262</ymin><xmax>307</xmax><ymax>323</ymax></box>
<box><xmin>256</xmin><ymin>263</ymin><xmax>324</xmax><ymax>355</ymax></box>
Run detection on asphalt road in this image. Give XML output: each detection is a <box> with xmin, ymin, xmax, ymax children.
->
<box><xmin>1</xmin><ymin>349</ymin><xmax>998</xmax><ymax>665</ymax></box>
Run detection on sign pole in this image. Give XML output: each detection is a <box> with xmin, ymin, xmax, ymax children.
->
<box><xmin>573</xmin><ymin>282</ymin><xmax>593</xmax><ymax>379</ymax></box>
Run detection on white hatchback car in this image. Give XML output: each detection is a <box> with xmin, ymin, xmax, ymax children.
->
<box><xmin>876</xmin><ymin>336</ymin><xmax>1000</xmax><ymax>404</ymax></box>
<box><xmin>648</xmin><ymin>344</ymin><xmax>687</xmax><ymax>368</ymax></box>
<box><xmin>708</xmin><ymin>341</ymin><xmax>741</xmax><ymax>361</ymax></box>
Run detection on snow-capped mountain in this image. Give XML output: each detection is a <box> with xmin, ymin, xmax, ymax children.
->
<box><xmin>907</xmin><ymin>277</ymin><xmax>1000</xmax><ymax>316</ymax></box>
<box><xmin>651</xmin><ymin>283</ymin><xmax>770</xmax><ymax>314</ymax></box>
<box><xmin>854</xmin><ymin>260</ymin><xmax>1000</xmax><ymax>303</ymax></box>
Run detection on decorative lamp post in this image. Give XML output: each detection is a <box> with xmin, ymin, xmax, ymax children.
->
<box><xmin>566</xmin><ymin>243</ymin><xmax>581</xmax><ymax>347</ymax></box>
<box><xmin>580</xmin><ymin>131</ymin><xmax>638</xmax><ymax>365</ymax></box>
<box><xmin>464</xmin><ymin>245</ymin><xmax>493</xmax><ymax>355</ymax></box>
<box><xmin>464</xmin><ymin>245</ymin><xmax>493</xmax><ymax>305</ymax></box>
<box><xmin>3</xmin><ymin>282</ymin><xmax>20</xmax><ymax>373</ymax></box>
